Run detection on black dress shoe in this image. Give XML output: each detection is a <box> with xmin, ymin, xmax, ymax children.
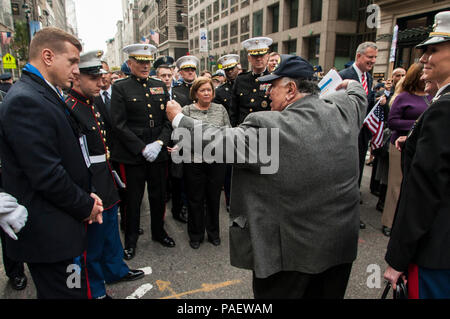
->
<box><xmin>10</xmin><ymin>275</ymin><xmax>27</xmax><ymax>290</ymax></box>
<box><xmin>153</xmin><ymin>236</ymin><xmax>176</xmax><ymax>248</ymax></box>
<box><xmin>208</xmin><ymin>238</ymin><xmax>221</xmax><ymax>246</ymax></box>
<box><xmin>382</xmin><ymin>226</ymin><xmax>391</xmax><ymax>237</ymax></box>
<box><xmin>189</xmin><ymin>240</ymin><xmax>201</xmax><ymax>249</ymax></box>
<box><xmin>120</xmin><ymin>269</ymin><xmax>145</xmax><ymax>282</ymax></box>
<box><xmin>123</xmin><ymin>248</ymin><xmax>136</xmax><ymax>260</ymax></box>
<box><xmin>360</xmin><ymin>220</ymin><xmax>366</xmax><ymax>229</ymax></box>
<box><xmin>138</xmin><ymin>228</ymin><xmax>144</xmax><ymax>235</ymax></box>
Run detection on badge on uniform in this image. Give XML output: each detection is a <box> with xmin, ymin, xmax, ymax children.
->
<box><xmin>261</xmin><ymin>101</ymin><xmax>268</xmax><ymax>108</ymax></box>
<box><xmin>150</xmin><ymin>87</ymin><xmax>164</xmax><ymax>95</ymax></box>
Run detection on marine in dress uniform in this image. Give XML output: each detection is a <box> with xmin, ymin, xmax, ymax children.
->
<box><xmin>384</xmin><ymin>11</ymin><xmax>450</xmax><ymax>299</ymax></box>
<box><xmin>111</xmin><ymin>44</ymin><xmax>174</xmax><ymax>260</ymax></box>
<box><xmin>213</xmin><ymin>54</ymin><xmax>240</xmax><ymax>212</ymax></box>
<box><xmin>230</xmin><ymin>37</ymin><xmax>273</xmax><ymax>127</ymax></box>
<box><xmin>169</xmin><ymin>55</ymin><xmax>201</xmax><ymax>224</ymax></box>
<box><xmin>66</xmin><ymin>51</ymin><xmax>145</xmax><ymax>298</ymax></box>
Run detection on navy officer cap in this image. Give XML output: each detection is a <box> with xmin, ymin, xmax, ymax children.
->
<box><xmin>0</xmin><ymin>72</ymin><xmax>12</xmax><ymax>81</ymax></box>
<box><xmin>153</xmin><ymin>56</ymin><xmax>175</xmax><ymax>69</ymax></box>
<box><xmin>257</xmin><ymin>55</ymin><xmax>315</xmax><ymax>82</ymax></box>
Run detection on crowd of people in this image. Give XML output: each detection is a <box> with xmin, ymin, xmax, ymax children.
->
<box><xmin>0</xmin><ymin>10</ymin><xmax>448</xmax><ymax>299</ymax></box>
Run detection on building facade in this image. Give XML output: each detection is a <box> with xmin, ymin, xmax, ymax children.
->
<box><xmin>373</xmin><ymin>0</ymin><xmax>450</xmax><ymax>79</ymax></box>
<box><xmin>136</xmin><ymin>0</ymin><xmax>189</xmax><ymax>61</ymax></box>
<box><xmin>187</xmin><ymin>0</ymin><xmax>378</xmax><ymax>72</ymax></box>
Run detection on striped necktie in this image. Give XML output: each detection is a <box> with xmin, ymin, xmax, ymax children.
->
<box><xmin>103</xmin><ymin>91</ymin><xmax>111</xmax><ymax>113</ymax></box>
<box><xmin>361</xmin><ymin>73</ymin><xmax>368</xmax><ymax>95</ymax></box>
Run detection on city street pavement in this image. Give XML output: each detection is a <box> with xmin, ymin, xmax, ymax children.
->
<box><xmin>0</xmin><ymin>164</ymin><xmax>390</xmax><ymax>299</ymax></box>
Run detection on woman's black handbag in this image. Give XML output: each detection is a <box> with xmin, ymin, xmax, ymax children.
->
<box><xmin>381</xmin><ymin>278</ymin><xmax>408</xmax><ymax>299</ymax></box>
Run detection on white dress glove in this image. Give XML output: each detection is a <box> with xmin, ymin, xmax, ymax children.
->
<box><xmin>0</xmin><ymin>192</ymin><xmax>19</xmax><ymax>214</ymax></box>
<box><xmin>142</xmin><ymin>141</ymin><xmax>162</xmax><ymax>162</ymax></box>
<box><xmin>0</xmin><ymin>205</ymin><xmax>28</xmax><ymax>240</ymax></box>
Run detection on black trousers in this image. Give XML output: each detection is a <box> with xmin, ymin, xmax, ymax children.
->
<box><xmin>123</xmin><ymin>161</ymin><xmax>167</xmax><ymax>248</ymax></box>
<box><xmin>184</xmin><ymin>163</ymin><xmax>226</xmax><ymax>242</ymax></box>
<box><xmin>112</xmin><ymin>161</ymin><xmax>128</xmax><ymax>230</ymax></box>
<box><xmin>252</xmin><ymin>263</ymin><xmax>353</xmax><ymax>299</ymax></box>
<box><xmin>358</xmin><ymin>126</ymin><xmax>372</xmax><ymax>187</ymax></box>
<box><xmin>27</xmin><ymin>257</ymin><xmax>89</xmax><ymax>299</ymax></box>
<box><xmin>0</xmin><ymin>229</ymin><xmax>25</xmax><ymax>278</ymax></box>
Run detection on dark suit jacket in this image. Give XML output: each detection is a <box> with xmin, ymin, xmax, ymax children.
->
<box><xmin>385</xmin><ymin>85</ymin><xmax>450</xmax><ymax>271</ymax></box>
<box><xmin>339</xmin><ymin>65</ymin><xmax>375</xmax><ymax>114</ymax></box>
<box><xmin>0</xmin><ymin>72</ymin><xmax>94</xmax><ymax>263</ymax></box>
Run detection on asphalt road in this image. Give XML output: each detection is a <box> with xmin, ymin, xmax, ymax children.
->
<box><xmin>0</xmin><ymin>164</ymin><xmax>390</xmax><ymax>300</ymax></box>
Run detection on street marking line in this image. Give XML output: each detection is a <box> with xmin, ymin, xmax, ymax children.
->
<box><xmin>126</xmin><ymin>283</ymin><xmax>153</xmax><ymax>299</ymax></box>
<box><xmin>139</xmin><ymin>267</ymin><xmax>153</xmax><ymax>275</ymax></box>
<box><xmin>156</xmin><ymin>280</ymin><xmax>180</xmax><ymax>299</ymax></box>
<box><xmin>159</xmin><ymin>279</ymin><xmax>241</xmax><ymax>299</ymax></box>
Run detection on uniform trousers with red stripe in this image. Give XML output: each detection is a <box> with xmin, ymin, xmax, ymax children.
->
<box><xmin>123</xmin><ymin>161</ymin><xmax>167</xmax><ymax>249</ymax></box>
<box><xmin>27</xmin><ymin>255</ymin><xmax>90</xmax><ymax>299</ymax></box>
<box><xmin>407</xmin><ymin>264</ymin><xmax>450</xmax><ymax>299</ymax></box>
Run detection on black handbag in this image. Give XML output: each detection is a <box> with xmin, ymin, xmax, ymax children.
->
<box><xmin>381</xmin><ymin>278</ymin><xmax>408</xmax><ymax>299</ymax></box>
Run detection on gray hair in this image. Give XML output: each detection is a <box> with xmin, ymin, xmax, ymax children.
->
<box><xmin>355</xmin><ymin>42</ymin><xmax>378</xmax><ymax>57</ymax></box>
<box><xmin>280</xmin><ymin>77</ymin><xmax>320</xmax><ymax>95</ymax></box>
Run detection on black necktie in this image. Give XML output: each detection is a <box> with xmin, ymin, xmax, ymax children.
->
<box><xmin>103</xmin><ymin>91</ymin><xmax>111</xmax><ymax>113</ymax></box>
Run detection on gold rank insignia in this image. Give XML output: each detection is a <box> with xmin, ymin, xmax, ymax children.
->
<box><xmin>261</xmin><ymin>101</ymin><xmax>268</xmax><ymax>108</ymax></box>
<box><xmin>150</xmin><ymin>87</ymin><xmax>165</xmax><ymax>95</ymax></box>
<box><xmin>161</xmin><ymin>104</ymin><xmax>165</xmax><ymax>110</ymax></box>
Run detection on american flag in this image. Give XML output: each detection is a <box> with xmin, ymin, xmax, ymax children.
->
<box><xmin>363</xmin><ymin>92</ymin><xmax>389</xmax><ymax>150</ymax></box>
<box><xmin>140</xmin><ymin>36</ymin><xmax>150</xmax><ymax>44</ymax></box>
<box><xmin>150</xmin><ymin>30</ymin><xmax>159</xmax><ymax>45</ymax></box>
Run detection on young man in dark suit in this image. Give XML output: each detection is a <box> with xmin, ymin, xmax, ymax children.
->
<box><xmin>339</xmin><ymin>41</ymin><xmax>378</xmax><ymax>230</ymax></box>
<box><xmin>0</xmin><ymin>27</ymin><xmax>103</xmax><ymax>299</ymax></box>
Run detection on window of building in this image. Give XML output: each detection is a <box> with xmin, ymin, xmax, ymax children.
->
<box><xmin>310</xmin><ymin>0</ymin><xmax>322</xmax><ymax>23</ymax></box>
<box><xmin>253</xmin><ymin>10</ymin><xmax>263</xmax><ymax>37</ymax></box>
<box><xmin>177</xmin><ymin>10</ymin><xmax>183</xmax><ymax>23</ymax></box>
<box><xmin>11</xmin><ymin>3</ymin><xmax>20</xmax><ymax>15</ymax></box>
<box><xmin>240</xmin><ymin>50</ymin><xmax>248</xmax><ymax>70</ymax></box>
<box><xmin>230</xmin><ymin>19</ymin><xmax>238</xmax><ymax>37</ymax></box>
<box><xmin>195</xmin><ymin>36</ymin><xmax>199</xmax><ymax>49</ymax></box>
<box><xmin>206</xmin><ymin>5</ymin><xmax>212</xmax><ymax>19</ymax></box>
<box><xmin>241</xmin><ymin>15</ymin><xmax>250</xmax><ymax>34</ymax></box>
<box><xmin>288</xmin><ymin>0</ymin><xmax>299</xmax><ymax>28</ymax></box>
<box><xmin>213</xmin><ymin>0</ymin><xmax>220</xmax><ymax>15</ymax></box>
<box><xmin>214</xmin><ymin>27</ymin><xmax>220</xmax><ymax>43</ymax></box>
<box><xmin>283</xmin><ymin>39</ymin><xmax>297</xmax><ymax>55</ymax></box>
<box><xmin>268</xmin><ymin>3</ymin><xmax>279</xmax><ymax>34</ymax></box>
<box><xmin>200</xmin><ymin>9</ymin><xmax>205</xmax><ymax>27</ymax></box>
<box><xmin>307</xmin><ymin>35</ymin><xmax>320</xmax><ymax>66</ymax></box>
<box><xmin>221</xmin><ymin>24</ymin><xmax>229</xmax><ymax>40</ymax></box>
<box><xmin>334</xmin><ymin>34</ymin><xmax>355</xmax><ymax>70</ymax></box>
<box><xmin>270</xmin><ymin>43</ymin><xmax>278</xmax><ymax>53</ymax></box>
<box><xmin>337</xmin><ymin>0</ymin><xmax>358</xmax><ymax>21</ymax></box>
<box><xmin>230</xmin><ymin>0</ymin><xmax>238</xmax><ymax>13</ymax></box>
<box><xmin>222</xmin><ymin>0</ymin><xmax>228</xmax><ymax>10</ymax></box>
<box><xmin>241</xmin><ymin>0</ymin><xmax>250</xmax><ymax>9</ymax></box>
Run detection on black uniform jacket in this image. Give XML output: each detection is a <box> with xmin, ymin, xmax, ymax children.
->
<box><xmin>0</xmin><ymin>71</ymin><xmax>94</xmax><ymax>263</ymax></box>
<box><xmin>172</xmin><ymin>81</ymin><xmax>193</xmax><ymax>107</ymax></box>
<box><xmin>110</xmin><ymin>75</ymin><xmax>171</xmax><ymax>165</ymax></box>
<box><xmin>230</xmin><ymin>70</ymin><xmax>272</xmax><ymax>127</ymax></box>
<box><xmin>385</xmin><ymin>85</ymin><xmax>450</xmax><ymax>271</ymax></box>
<box><xmin>94</xmin><ymin>91</ymin><xmax>114</xmax><ymax>152</ymax></box>
<box><xmin>213</xmin><ymin>80</ymin><xmax>233</xmax><ymax>115</ymax></box>
<box><xmin>66</xmin><ymin>89</ymin><xmax>120</xmax><ymax>210</ymax></box>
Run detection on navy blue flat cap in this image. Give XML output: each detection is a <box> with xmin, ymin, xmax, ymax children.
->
<box><xmin>257</xmin><ymin>55</ymin><xmax>314</xmax><ymax>82</ymax></box>
<box><xmin>0</xmin><ymin>72</ymin><xmax>12</xmax><ymax>81</ymax></box>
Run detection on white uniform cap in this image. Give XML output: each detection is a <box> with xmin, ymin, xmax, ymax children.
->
<box><xmin>242</xmin><ymin>37</ymin><xmax>273</xmax><ymax>55</ymax></box>
<box><xmin>417</xmin><ymin>11</ymin><xmax>450</xmax><ymax>48</ymax></box>
<box><xmin>176</xmin><ymin>55</ymin><xmax>200</xmax><ymax>70</ymax></box>
<box><xmin>79</xmin><ymin>50</ymin><xmax>106</xmax><ymax>75</ymax></box>
<box><xmin>123</xmin><ymin>43</ymin><xmax>157</xmax><ymax>61</ymax></box>
<box><xmin>218</xmin><ymin>54</ymin><xmax>240</xmax><ymax>70</ymax></box>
